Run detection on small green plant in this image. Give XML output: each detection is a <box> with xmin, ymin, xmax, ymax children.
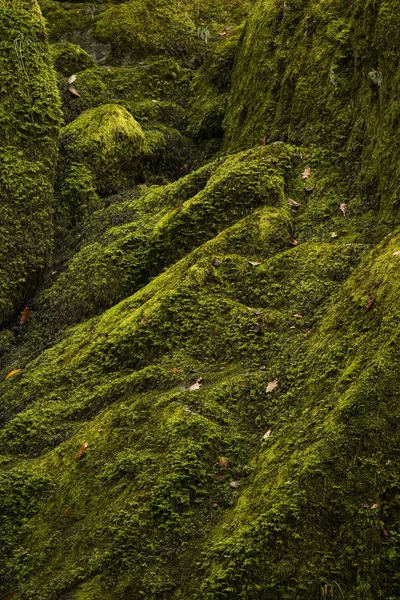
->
<box><xmin>197</xmin><ymin>25</ymin><xmax>210</xmax><ymax>46</ymax></box>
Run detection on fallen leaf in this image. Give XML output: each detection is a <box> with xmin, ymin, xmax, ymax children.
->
<box><xmin>303</xmin><ymin>328</ymin><xmax>311</xmax><ymax>334</ymax></box>
<box><xmin>339</xmin><ymin>203</ymin><xmax>347</xmax><ymax>217</ymax></box>
<box><xmin>188</xmin><ymin>377</ymin><xmax>203</xmax><ymax>391</ymax></box>
<box><xmin>291</xmin><ymin>209</ymin><xmax>298</xmax><ymax>214</ymax></box>
<box><xmin>293</xmin><ymin>313</ymin><xmax>303</xmax><ymax>319</ymax></box>
<box><xmin>213</xmin><ymin>257</ymin><xmax>222</xmax><ymax>267</ymax></box>
<box><xmin>172</xmin><ymin>367</ymin><xmax>179</xmax><ymax>374</ymax></box>
<box><xmin>393</xmin><ymin>251</ymin><xmax>400</xmax><ymax>256</ymax></box>
<box><xmin>216</xmin><ymin>473</ymin><xmax>227</xmax><ymax>481</ymax></box>
<box><xmin>261</xmin><ymin>135</ymin><xmax>267</xmax><ymax>146</ymax></box>
<box><xmin>219</xmin><ymin>457</ymin><xmax>229</xmax><ymax>468</ymax></box>
<box><xmin>259</xmin><ymin>365</ymin><xmax>266</xmax><ymax>371</ymax></box>
<box><xmin>151</xmin><ymin>99</ymin><xmax>158</xmax><ymax>103</ymax></box>
<box><xmin>288</xmin><ymin>198</ymin><xmax>301</xmax><ymax>207</ymax></box>
<box><xmin>229</xmin><ymin>480</ymin><xmax>241</xmax><ymax>488</ymax></box>
<box><xmin>97</xmin><ymin>427</ymin><xmax>104</xmax><ymax>433</ymax></box>
<box><xmin>5</xmin><ymin>369</ymin><xmax>21</xmax><ymax>380</ymax></box>
<box><xmin>387</xmin><ymin>460</ymin><xmax>392</xmax><ymax>465</ymax></box>
<box><xmin>380</xmin><ymin>520</ymin><xmax>385</xmax><ymax>526</ymax></box>
<box><xmin>141</xmin><ymin>317</ymin><xmax>148</xmax><ymax>324</ymax></box>
<box><xmin>248</xmin><ymin>260</ymin><xmax>262</xmax><ymax>266</ymax></box>
<box><xmin>301</xmin><ymin>167</ymin><xmax>311</xmax><ymax>180</ymax></box>
<box><xmin>266</xmin><ymin>379</ymin><xmax>278</xmax><ymax>393</ymax></box>
<box><xmin>262</xmin><ymin>429</ymin><xmax>272</xmax><ymax>440</ymax></box>
<box><xmin>384</xmin><ymin>529</ymin><xmax>388</xmax><ymax>536</ymax></box>
<box><xmin>20</xmin><ymin>306</ymin><xmax>30</xmax><ymax>325</ymax></box>
<box><xmin>291</xmin><ymin>239</ymin><xmax>299</xmax><ymax>246</ymax></box>
<box><xmin>364</xmin><ymin>296</ymin><xmax>376</xmax><ymax>313</ymax></box>
<box><xmin>371</xmin><ymin>503</ymin><xmax>378</xmax><ymax>509</ymax></box>
<box><xmin>212</xmin><ymin>503</ymin><xmax>219</xmax><ymax>508</ymax></box>
<box><xmin>51</xmin><ymin>270</ymin><xmax>57</xmax><ymax>276</ymax></box>
<box><xmin>61</xmin><ymin>508</ymin><xmax>69</xmax><ymax>518</ymax></box>
<box><xmin>180</xmin><ymin>163</ymin><xmax>189</xmax><ymax>173</ymax></box>
<box><xmin>219</xmin><ymin>30</ymin><xmax>227</xmax><ymax>36</ymax></box>
<box><xmin>290</xmin><ymin>325</ymin><xmax>296</xmax><ymax>329</ymax></box>
<box><xmin>69</xmin><ymin>87</ymin><xmax>80</xmax><ymax>97</ymax></box>
<box><xmin>68</xmin><ymin>74</ymin><xmax>77</xmax><ymax>84</ymax></box>
<box><xmin>77</xmin><ymin>442</ymin><xmax>88</xmax><ymax>459</ymax></box>
<box><xmin>304</xmin><ymin>186</ymin><xmax>315</xmax><ymax>193</ymax></box>
<box><xmin>361</xmin><ymin>503</ymin><xmax>370</xmax><ymax>508</ymax></box>
<box><xmin>330</xmin><ymin>232</ymin><xmax>338</xmax><ymax>238</ymax></box>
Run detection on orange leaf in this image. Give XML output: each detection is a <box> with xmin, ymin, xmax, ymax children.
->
<box><xmin>20</xmin><ymin>306</ymin><xmax>30</xmax><ymax>325</ymax></box>
<box><xmin>172</xmin><ymin>367</ymin><xmax>179</xmax><ymax>374</ymax></box>
<box><xmin>219</xmin><ymin>457</ymin><xmax>229</xmax><ymax>468</ymax></box>
<box><xmin>5</xmin><ymin>369</ymin><xmax>21</xmax><ymax>380</ymax></box>
<box><xmin>69</xmin><ymin>87</ymin><xmax>80</xmax><ymax>97</ymax></box>
<box><xmin>364</xmin><ymin>297</ymin><xmax>376</xmax><ymax>313</ymax></box>
<box><xmin>77</xmin><ymin>442</ymin><xmax>88</xmax><ymax>459</ymax></box>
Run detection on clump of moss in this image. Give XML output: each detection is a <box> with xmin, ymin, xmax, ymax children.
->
<box><xmin>61</xmin><ymin>104</ymin><xmax>147</xmax><ymax>195</ymax></box>
<box><xmin>0</xmin><ymin>0</ymin><xmax>61</xmax><ymax>325</ymax></box>
<box><xmin>52</xmin><ymin>42</ymin><xmax>96</xmax><ymax>77</ymax></box>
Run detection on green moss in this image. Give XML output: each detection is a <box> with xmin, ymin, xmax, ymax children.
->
<box><xmin>52</xmin><ymin>42</ymin><xmax>96</xmax><ymax>77</ymax></box>
<box><xmin>0</xmin><ymin>0</ymin><xmax>61</xmax><ymax>325</ymax></box>
<box><xmin>61</xmin><ymin>104</ymin><xmax>147</xmax><ymax>195</ymax></box>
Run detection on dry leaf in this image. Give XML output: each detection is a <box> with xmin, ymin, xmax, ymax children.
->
<box><xmin>69</xmin><ymin>87</ymin><xmax>80</xmax><ymax>97</ymax></box>
<box><xmin>304</xmin><ymin>186</ymin><xmax>315</xmax><ymax>193</ymax></box>
<box><xmin>384</xmin><ymin>529</ymin><xmax>388</xmax><ymax>536</ymax></box>
<box><xmin>141</xmin><ymin>317</ymin><xmax>148</xmax><ymax>324</ymax></box>
<box><xmin>212</xmin><ymin>503</ymin><xmax>219</xmax><ymax>508</ymax></box>
<box><xmin>61</xmin><ymin>508</ymin><xmax>69</xmax><ymax>518</ymax></box>
<box><xmin>266</xmin><ymin>379</ymin><xmax>278</xmax><ymax>393</ymax></box>
<box><xmin>172</xmin><ymin>367</ymin><xmax>179</xmax><ymax>374</ymax></box>
<box><xmin>393</xmin><ymin>251</ymin><xmax>400</xmax><ymax>256</ymax></box>
<box><xmin>229</xmin><ymin>480</ymin><xmax>241</xmax><ymax>488</ymax></box>
<box><xmin>216</xmin><ymin>473</ymin><xmax>227</xmax><ymax>481</ymax></box>
<box><xmin>5</xmin><ymin>369</ymin><xmax>21</xmax><ymax>380</ymax></box>
<box><xmin>248</xmin><ymin>260</ymin><xmax>262</xmax><ymax>266</ymax></box>
<box><xmin>219</xmin><ymin>457</ymin><xmax>229</xmax><ymax>468</ymax></box>
<box><xmin>361</xmin><ymin>503</ymin><xmax>370</xmax><ymax>508</ymax></box>
<box><xmin>77</xmin><ymin>442</ymin><xmax>88</xmax><ymax>459</ymax></box>
<box><xmin>151</xmin><ymin>99</ymin><xmax>158</xmax><ymax>103</ymax></box>
<box><xmin>261</xmin><ymin>135</ymin><xmax>267</xmax><ymax>146</ymax></box>
<box><xmin>293</xmin><ymin>313</ymin><xmax>303</xmax><ymax>319</ymax></box>
<box><xmin>387</xmin><ymin>460</ymin><xmax>392</xmax><ymax>465</ymax></box>
<box><xmin>339</xmin><ymin>203</ymin><xmax>347</xmax><ymax>217</ymax></box>
<box><xmin>364</xmin><ymin>296</ymin><xmax>376</xmax><ymax>313</ymax></box>
<box><xmin>20</xmin><ymin>306</ymin><xmax>30</xmax><ymax>325</ymax></box>
<box><xmin>288</xmin><ymin>198</ymin><xmax>301</xmax><ymax>207</ymax></box>
<box><xmin>262</xmin><ymin>429</ymin><xmax>272</xmax><ymax>440</ymax></box>
<box><xmin>213</xmin><ymin>257</ymin><xmax>222</xmax><ymax>266</ymax></box>
<box><xmin>330</xmin><ymin>232</ymin><xmax>338</xmax><ymax>238</ymax></box>
<box><xmin>219</xmin><ymin>30</ymin><xmax>227</xmax><ymax>36</ymax></box>
<box><xmin>301</xmin><ymin>167</ymin><xmax>311</xmax><ymax>180</ymax></box>
<box><xmin>68</xmin><ymin>74</ymin><xmax>76</xmax><ymax>84</ymax></box>
<box><xmin>303</xmin><ymin>328</ymin><xmax>311</xmax><ymax>334</ymax></box>
<box><xmin>290</xmin><ymin>239</ymin><xmax>299</xmax><ymax>246</ymax></box>
<box><xmin>188</xmin><ymin>377</ymin><xmax>203</xmax><ymax>391</ymax></box>
<box><xmin>371</xmin><ymin>503</ymin><xmax>378</xmax><ymax>509</ymax></box>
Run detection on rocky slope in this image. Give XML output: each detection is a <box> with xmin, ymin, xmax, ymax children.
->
<box><xmin>1</xmin><ymin>1</ymin><xmax>400</xmax><ymax>599</ymax></box>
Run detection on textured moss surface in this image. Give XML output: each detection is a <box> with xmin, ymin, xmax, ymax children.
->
<box><xmin>2</xmin><ymin>0</ymin><xmax>400</xmax><ymax>599</ymax></box>
<box><xmin>0</xmin><ymin>0</ymin><xmax>61</xmax><ymax>325</ymax></box>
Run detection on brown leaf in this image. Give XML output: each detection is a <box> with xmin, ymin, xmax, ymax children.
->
<box><xmin>364</xmin><ymin>296</ymin><xmax>376</xmax><ymax>313</ymax></box>
<box><xmin>339</xmin><ymin>203</ymin><xmax>347</xmax><ymax>217</ymax></box>
<box><xmin>304</xmin><ymin>186</ymin><xmax>315</xmax><ymax>193</ymax></box>
<box><xmin>219</xmin><ymin>30</ymin><xmax>227</xmax><ymax>36</ymax></box>
<box><xmin>212</xmin><ymin>503</ymin><xmax>219</xmax><ymax>508</ymax></box>
<box><xmin>290</xmin><ymin>239</ymin><xmax>299</xmax><ymax>246</ymax></box>
<box><xmin>384</xmin><ymin>529</ymin><xmax>388</xmax><ymax>536</ymax></box>
<box><xmin>261</xmin><ymin>135</ymin><xmax>267</xmax><ymax>146</ymax></box>
<box><xmin>262</xmin><ymin>429</ymin><xmax>272</xmax><ymax>440</ymax></box>
<box><xmin>330</xmin><ymin>232</ymin><xmax>338</xmax><ymax>238</ymax></box>
<box><xmin>301</xmin><ymin>167</ymin><xmax>311</xmax><ymax>180</ymax></box>
<box><xmin>77</xmin><ymin>442</ymin><xmax>88</xmax><ymax>459</ymax></box>
<box><xmin>141</xmin><ymin>317</ymin><xmax>148</xmax><ymax>324</ymax></box>
<box><xmin>288</xmin><ymin>198</ymin><xmax>301</xmax><ymax>207</ymax></box>
<box><xmin>213</xmin><ymin>257</ymin><xmax>222</xmax><ymax>267</ymax></box>
<box><xmin>361</xmin><ymin>503</ymin><xmax>370</xmax><ymax>508</ymax></box>
<box><xmin>219</xmin><ymin>457</ymin><xmax>229</xmax><ymax>469</ymax></box>
<box><xmin>229</xmin><ymin>480</ymin><xmax>241</xmax><ymax>488</ymax></box>
<box><xmin>393</xmin><ymin>251</ymin><xmax>400</xmax><ymax>256</ymax></box>
<box><xmin>266</xmin><ymin>379</ymin><xmax>278</xmax><ymax>393</ymax></box>
<box><xmin>97</xmin><ymin>425</ymin><xmax>104</xmax><ymax>433</ymax></box>
<box><xmin>371</xmin><ymin>503</ymin><xmax>378</xmax><ymax>509</ymax></box>
<box><xmin>61</xmin><ymin>508</ymin><xmax>69</xmax><ymax>518</ymax></box>
<box><xmin>216</xmin><ymin>473</ymin><xmax>227</xmax><ymax>481</ymax></box>
<box><xmin>293</xmin><ymin>313</ymin><xmax>303</xmax><ymax>319</ymax></box>
<box><xmin>188</xmin><ymin>377</ymin><xmax>203</xmax><ymax>391</ymax></box>
<box><xmin>20</xmin><ymin>306</ymin><xmax>30</xmax><ymax>325</ymax></box>
<box><xmin>172</xmin><ymin>367</ymin><xmax>179</xmax><ymax>374</ymax></box>
<box><xmin>248</xmin><ymin>260</ymin><xmax>262</xmax><ymax>266</ymax></box>
<box><xmin>69</xmin><ymin>87</ymin><xmax>81</xmax><ymax>97</ymax></box>
<box><xmin>5</xmin><ymin>368</ymin><xmax>21</xmax><ymax>380</ymax></box>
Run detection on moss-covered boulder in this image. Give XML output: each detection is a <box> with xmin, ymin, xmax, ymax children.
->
<box><xmin>61</xmin><ymin>104</ymin><xmax>147</xmax><ymax>195</ymax></box>
<box><xmin>0</xmin><ymin>0</ymin><xmax>61</xmax><ymax>324</ymax></box>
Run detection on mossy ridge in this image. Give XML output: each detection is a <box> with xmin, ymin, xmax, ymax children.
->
<box><xmin>224</xmin><ymin>0</ymin><xmax>400</xmax><ymax>235</ymax></box>
<box><xmin>39</xmin><ymin>143</ymin><xmax>299</xmax><ymax>332</ymax></box>
<box><xmin>0</xmin><ymin>0</ymin><xmax>61</xmax><ymax>325</ymax></box>
<box><xmin>0</xmin><ymin>208</ymin><xmax>366</xmax><ymax>597</ymax></box>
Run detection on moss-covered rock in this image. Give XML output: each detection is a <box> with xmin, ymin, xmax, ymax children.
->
<box><xmin>0</xmin><ymin>0</ymin><xmax>61</xmax><ymax>325</ymax></box>
<box><xmin>61</xmin><ymin>104</ymin><xmax>147</xmax><ymax>195</ymax></box>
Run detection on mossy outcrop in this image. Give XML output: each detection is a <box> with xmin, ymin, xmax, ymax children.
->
<box><xmin>2</xmin><ymin>0</ymin><xmax>400</xmax><ymax>599</ymax></box>
<box><xmin>0</xmin><ymin>0</ymin><xmax>61</xmax><ymax>325</ymax></box>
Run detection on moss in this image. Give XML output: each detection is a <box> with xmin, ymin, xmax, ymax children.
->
<box><xmin>0</xmin><ymin>0</ymin><xmax>61</xmax><ymax>325</ymax></box>
<box><xmin>61</xmin><ymin>104</ymin><xmax>147</xmax><ymax>195</ymax></box>
<box><xmin>52</xmin><ymin>42</ymin><xmax>96</xmax><ymax>77</ymax></box>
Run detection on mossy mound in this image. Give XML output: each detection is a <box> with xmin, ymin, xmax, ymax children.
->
<box><xmin>52</xmin><ymin>42</ymin><xmax>96</xmax><ymax>77</ymax></box>
<box><xmin>0</xmin><ymin>0</ymin><xmax>61</xmax><ymax>325</ymax></box>
<box><xmin>224</xmin><ymin>0</ymin><xmax>400</xmax><ymax>233</ymax></box>
<box><xmin>61</xmin><ymin>104</ymin><xmax>147</xmax><ymax>195</ymax></box>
